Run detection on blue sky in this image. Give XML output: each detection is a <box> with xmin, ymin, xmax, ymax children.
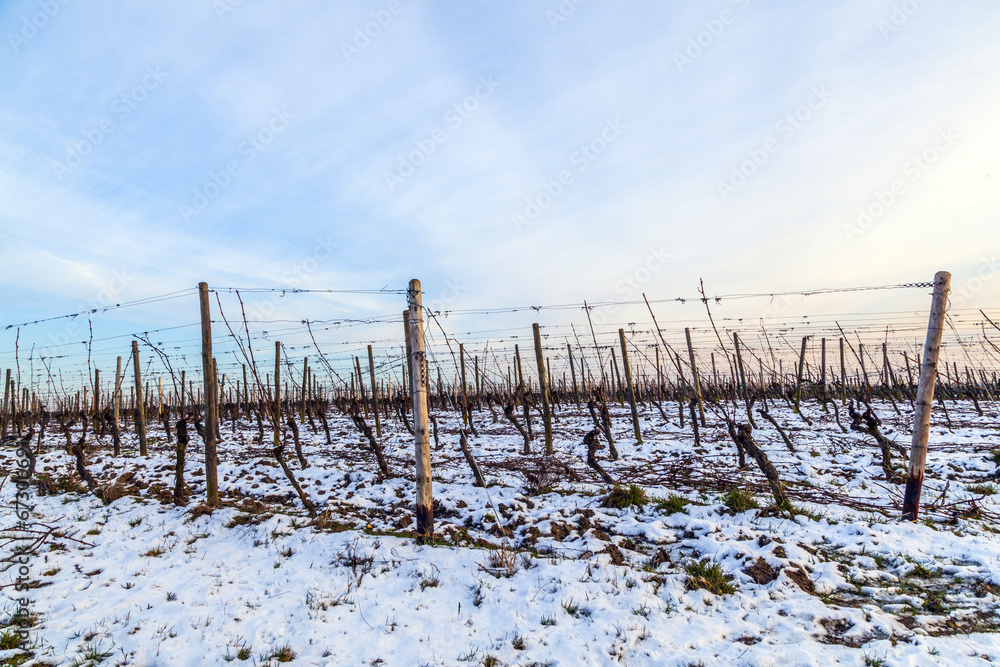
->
<box><xmin>1</xmin><ymin>0</ymin><xmax>999</xmax><ymax>387</ymax></box>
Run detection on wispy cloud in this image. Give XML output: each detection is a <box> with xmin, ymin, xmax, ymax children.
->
<box><xmin>1</xmin><ymin>0</ymin><xmax>998</xmax><ymax>374</ymax></box>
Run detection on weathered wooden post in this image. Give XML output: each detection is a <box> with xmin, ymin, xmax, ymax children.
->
<box><xmin>618</xmin><ymin>328</ymin><xmax>642</xmax><ymax>444</ymax></box>
<box><xmin>514</xmin><ymin>344</ymin><xmax>532</xmax><ymax>439</ymax></box>
<box><xmin>408</xmin><ymin>279</ymin><xmax>433</xmax><ymax>542</ymax></box>
<box><xmin>459</xmin><ymin>343</ymin><xmax>470</xmax><ymax>426</ymax></box>
<box><xmin>132</xmin><ymin>340</ymin><xmax>148</xmax><ymax>457</ymax></box>
<box><xmin>859</xmin><ymin>342</ymin><xmax>873</xmax><ymax>401</ymax></box>
<box><xmin>820</xmin><ymin>338</ymin><xmax>827</xmax><ymax>411</ymax></box>
<box><xmin>733</xmin><ymin>332</ymin><xmax>755</xmax><ymax>427</ymax></box>
<box><xmin>178</xmin><ymin>369</ymin><xmax>186</xmax><ymax>415</ymax></box>
<box><xmin>684</xmin><ymin>328</ymin><xmax>706</xmax><ymax>427</ymax></box>
<box><xmin>273</xmin><ymin>341</ymin><xmax>281</xmax><ymax>446</ymax></box>
<box><xmin>355</xmin><ymin>356</ymin><xmax>368</xmax><ymax>417</ymax></box>
<box><xmin>839</xmin><ymin>337</ymin><xmax>847</xmax><ymax>405</ymax></box>
<box><xmin>300</xmin><ymin>357</ymin><xmax>309</xmax><ymax>424</ymax></box>
<box><xmin>93</xmin><ymin>368</ymin><xmax>100</xmax><ymax>417</ymax></box>
<box><xmin>794</xmin><ymin>336</ymin><xmax>808</xmax><ymax>414</ymax></box>
<box><xmin>242</xmin><ymin>364</ymin><xmax>249</xmax><ymax>417</ymax></box>
<box><xmin>532</xmin><ymin>323</ymin><xmax>554</xmax><ymax>455</ymax></box>
<box><xmin>368</xmin><ymin>345</ymin><xmax>381</xmax><ymax>438</ymax></box>
<box><xmin>198</xmin><ymin>282</ymin><xmax>220</xmax><ymax>506</ymax></box>
<box><xmin>0</xmin><ymin>368</ymin><xmax>9</xmax><ymax>441</ymax></box>
<box><xmin>113</xmin><ymin>356</ymin><xmax>122</xmax><ymax>456</ymax></box>
<box><xmin>568</xmin><ymin>343</ymin><xmax>580</xmax><ymax>409</ymax></box>
<box><xmin>901</xmin><ymin>271</ymin><xmax>951</xmax><ymax>521</ymax></box>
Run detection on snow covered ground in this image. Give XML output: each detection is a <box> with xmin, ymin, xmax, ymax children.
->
<box><xmin>2</xmin><ymin>399</ymin><xmax>999</xmax><ymax>666</ymax></box>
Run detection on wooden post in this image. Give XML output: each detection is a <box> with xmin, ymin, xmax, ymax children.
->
<box><xmin>568</xmin><ymin>343</ymin><xmax>580</xmax><ymax>409</ymax></box>
<box><xmin>901</xmin><ymin>271</ymin><xmax>951</xmax><ymax>521</ymax></box>
<box><xmin>475</xmin><ymin>355</ymin><xmax>482</xmax><ymax>399</ymax></box>
<box><xmin>132</xmin><ymin>340</ymin><xmax>148</xmax><ymax>457</ymax></box>
<box><xmin>820</xmin><ymin>338</ymin><xmax>827</xmax><ymax>411</ymax></box>
<box><xmin>0</xmin><ymin>369</ymin><xmax>9</xmax><ymax>441</ymax></box>
<box><xmin>113</xmin><ymin>356</ymin><xmax>122</xmax><ymax>456</ymax></box>
<box><xmin>408</xmin><ymin>279</ymin><xmax>433</xmax><ymax>543</ymax></box>
<box><xmin>733</xmin><ymin>332</ymin><xmax>754</xmax><ymax>427</ymax></box>
<box><xmin>859</xmin><ymin>342</ymin><xmax>873</xmax><ymax>401</ymax></box>
<box><xmin>655</xmin><ymin>346</ymin><xmax>662</xmax><ymax>402</ymax></box>
<box><xmin>181</xmin><ymin>371</ymin><xmax>187</xmax><ymax>419</ymax></box>
<box><xmin>618</xmin><ymin>328</ymin><xmax>642</xmax><ymax>444</ymax></box>
<box><xmin>242</xmin><ymin>364</ymin><xmax>249</xmax><ymax>417</ymax></box>
<box><xmin>610</xmin><ymin>348</ymin><xmax>625</xmax><ymax>407</ymax></box>
<box><xmin>684</xmin><ymin>328</ymin><xmax>706</xmax><ymax>427</ymax></box>
<box><xmin>198</xmin><ymin>282</ymin><xmax>220</xmax><ymax>506</ymax></box>
<box><xmin>273</xmin><ymin>341</ymin><xmax>281</xmax><ymax>447</ymax></box>
<box><xmin>532</xmin><ymin>323</ymin><xmax>554</xmax><ymax>454</ymax></box>
<box><xmin>794</xmin><ymin>336</ymin><xmax>808</xmax><ymax>414</ymax></box>
<box><xmin>514</xmin><ymin>344</ymin><xmax>532</xmax><ymax>439</ymax></box>
<box><xmin>459</xmin><ymin>343</ymin><xmax>469</xmax><ymax>426</ymax></box>
<box><xmin>355</xmin><ymin>356</ymin><xmax>368</xmax><ymax>418</ymax></box>
<box><xmin>368</xmin><ymin>345</ymin><xmax>381</xmax><ymax>438</ymax></box>
<box><xmin>93</xmin><ymin>369</ymin><xmax>100</xmax><ymax>415</ymax></box>
<box><xmin>300</xmin><ymin>357</ymin><xmax>308</xmax><ymax>424</ymax></box>
<box><xmin>839</xmin><ymin>338</ymin><xmax>847</xmax><ymax>405</ymax></box>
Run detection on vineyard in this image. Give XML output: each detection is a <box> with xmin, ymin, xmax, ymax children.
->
<box><xmin>2</xmin><ymin>275</ymin><xmax>1000</xmax><ymax>666</ymax></box>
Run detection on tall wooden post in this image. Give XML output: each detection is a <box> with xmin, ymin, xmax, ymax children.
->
<box><xmin>820</xmin><ymin>338</ymin><xmax>827</xmax><ymax>411</ymax></box>
<box><xmin>514</xmin><ymin>344</ymin><xmax>533</xmax><ymax>438</ymax></box>
<box><xmin>300</xmin><ymin>357</ymin><xmax>308</xmax><ymax>424</ymax></box>
<box><xmin>93</xmin><ymin>369</ymin><xmax>100</xmax><ymax>415</ymax></box>
<box><xmin>733</xmin><ymin>332</ymin><xmax>754</xmax><ymax>427</ymax></box>
<box><xmin>618</xmin><ymin>328</ymin><xmax>642</xmax><ymax>444</ymax></box>
<box><xmin>177</xmin><ymin>373</ymin><xmax>186</xmax><ymax>419</ymax></box>
<box><xmin>684</xmin><ymin>328</ymin><xmax>706</xmax><ymax>427</ymax></box>
<box><xmin>0</xmin><ymin>369</ymin><xmax>9</xmax><ymax>441</ymax></box>
<box><xmin>475</xmin><ymin>355</ymin><xmax>482</xmax><ymax>399</ymax></box>
<box><xmin>610</xmin><ymin>348</ymin><xmax>625</xmax><ymax>407</ymax></box>
<box><xmin>794</xmin><ymin>336</ymin><xmax>808</xmax><ymax>413</ymax></box>
<box><xmin>113</xmin><ymin>356</ymin><xmax>122</xmax><ymax>456</ymax></box>
<box><xmin>408</xmin><ymin>279</ymin><xmax>433</xmax><ymax>542</ymax></box>
<box><xmin>368</xmin><ymin>345</ymin><xmax>381</xmax><ymax>438</ymax></box>
<box><xmin>459</xmin><ymin>343</ymin><xmax>470</xmax><ymax>426</ymax></box>
<box><xmin>355</xmin><ymin>356</ymin><xmax>368</xmax><ymax>418</ymax></box>
<box><xmin>273</xmin><ymin>341</ymin><xmax>281</xmax><ymax>447</ymax></box>
<box><xmin>655</xmin><ymin>346</ymin><xmax>663</xmax><ymax>402</ymax></box>
<box><xmin>132</xmin><ymin>340</ymin><xmax>147</xmax><ymax>457</ymax></box>
<box><xmin>242</xmin><ymin>364</ymin><xmax>249</xmax><ymax>417</ymax></box>
<box><xmin>532</xmin><ymin>323</ymin><xmax>554</xmax><ymax>455</ymax></box>
<box><xmin>902</xmin><ymin>271</ymin><xmax>951</xmax><ymax>521</ymax></box>
<box><xmin>567</xmin><ymin>343</ymin><xmax>580</xmax><ymax>409</ymax></box>
<box><xmin>839</xmin><ymin>338</ymin><xmax>847</xmax><ymax>405</ymax></box>
<box><xmin>859</xmin><ymin>342</ymin><xmax>873</xmax><ymax>401</ymax></box>
<box><xmin>198</xmin><ymin>282</ymin><xmax>220</xmax><ymax>506</ymax></box>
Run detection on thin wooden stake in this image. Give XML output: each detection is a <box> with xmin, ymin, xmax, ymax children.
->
<box><xmin>532</xmin><ymin>323</ymin><xmax>554</xmax><ymax>455</ymax></box>
<box><xmin>684</xmin><ymin>328</ymin><xmax>706</xmax><ymax>427</ymax></box>
<box><xmin>902</xmin><ymin>271</ymin><xmax>951</xmax><ymax>521</ymax></box>
<box><xmin>408</xmin><ymin>279</ymin><xmax>433</xmax><ymax>543</ymax></box>
<box><xmin>618</xmin><ymin>328</ymin><xmax>642</xmax><ymax>444</ymax></box>
<box><xmin>132</xmin><ymin>340</ymin><xmax>148</xmax><ymax>457</ymax></box>
<box><xmin>198</xmin><ymin>282</ymin><xmax>219</xmax><ymax>506</ymax></box>
<box><xmin>368</xmin><ymin>344</ymin><xmax>381</xmax><ymax>438</ymax></box>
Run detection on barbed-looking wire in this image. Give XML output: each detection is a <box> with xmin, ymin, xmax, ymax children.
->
<box><xmin>1</xmin><ymin>281</ymin><xmax>935</xmax><ymax>331</ymax></box>
<box><xmin>5</xmin><ymin>280</ymin><xmax>1000</xmax><ymax>397</ymax></box>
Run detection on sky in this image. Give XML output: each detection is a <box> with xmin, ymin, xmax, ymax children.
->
<box><xmin>1</xmin><ymin>0</ymin><xmax>999</xmax><ymax>390</ymax></box>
